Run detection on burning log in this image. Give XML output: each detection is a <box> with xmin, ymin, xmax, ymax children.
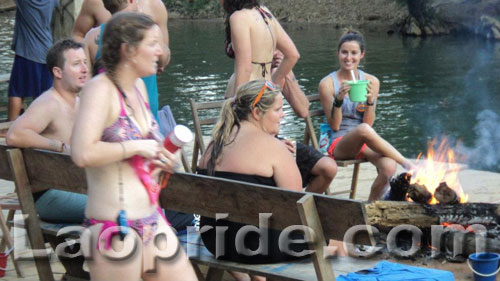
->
<box><xmin>434</xmin><ymin>182</ymin><xmax>460</xmax><ymax>205</ymax></box>
<box><xmin>365</xmin><ymin>201</ymin><xmax>500</xmax><ymax>228</ymax></box>
<box><xmin>387</xmin><ymin>173</ymin><xmax>410</xmax><ymax>201</ymax></box>
<box><xmin>443</xmin><ymin>229</ymin><xmax>500</xmax><ymax>258</ymax></box>
<box><xmin>408</xmin><ymin>183</ymin><xmax>433</xmax><ymax>204</ymax></box>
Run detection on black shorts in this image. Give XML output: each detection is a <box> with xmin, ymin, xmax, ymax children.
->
<box><xmin>296</xmin><ymin>142</ymin><xmax>325</xmax><ymax>187</ymax></box>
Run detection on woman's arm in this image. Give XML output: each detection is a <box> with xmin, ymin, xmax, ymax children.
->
<box><xmin>272</xmin><ymin>139</ymin><xmax>302</xmax><ymax>191</ymax></box>
<box><xmin>230</xmin><ymin>11</ymin><xmax>253</xmax><ymax>93</ymax></box>
<box><xmin>319</xmin><ymin>76</ymin><xmax>342</xmax><ymax>131</ymax></box>
<box><xmin>71</xmin><ymin>78</ymin><xmax>160</xmax><ymax>167</ymax></box>
<box><xmin>362</xmin><ymin>75</ymin><xmax>380</xmax><ymax>126</ymax></box>
<box><xmin>271</xmin><ymin>51</ymin><xmax>309</xmax><ymax>118</ymax></box>
<box><xmin>271</xmin><ymin>19</ymin><xmax>300</xmax><ymax>88</ymax></box>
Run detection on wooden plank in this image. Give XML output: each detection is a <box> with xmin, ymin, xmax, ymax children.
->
<box><xmin>22</xmin><ymin>149</ymin><xmax>87</xmax><ymax>194</ymax></box>
<box><xmin>297</xmin><ymin>194</ymin><xmax>335</xmax><ymax>281</ymax></box>
<box><xmin>336</xmin><ymin>159</ymin><xmax>365</xmax><ymax>167</ymax></box>
<box><xmin>7</xmin><ymin>148</ymin><xmax>55</xmax><ymax>281</ymax></box>
<box><xmin>199</xmin><ymin>118</ymin><xmax>218</xmax><ymax>126</ymax></box>
<box><xmin>0</xmin><ymin>143</ymin><xmax>13</xmax><ymax>181</ymax></box>
<box><xmin>205</xmin><ymin>267</ymin><xmax>224</xmax><ymax>281</ymax></box>
<box><xmin>314</xmin><ymin>193</ymin><xmax>373</xmax><ymax>245</ymax></box>
<box><xmin>0</xmin><ymin>121</ymin><xmax>13</xmax><ymax>130</ymax></box>
<box><xmin>195</xmin><ymin>100</ymin><xmax>224</xmax><ymax>110</ymax></box>
<box><xmin>161</xmin><ymin>173</ymin><xmax>370</xmax><ymax>243</ymax></box>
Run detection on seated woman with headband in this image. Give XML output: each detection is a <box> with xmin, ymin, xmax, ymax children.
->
<box><xmin>198</xmin><ymin>79</ymin><xmax>309</xmax><ymax>280</ymax></box>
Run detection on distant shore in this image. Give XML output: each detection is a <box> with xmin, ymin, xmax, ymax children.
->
<box><xmin>0</xmin><ymin>0</ymin><xmax>14</xmax><ymax>12</ymax></box>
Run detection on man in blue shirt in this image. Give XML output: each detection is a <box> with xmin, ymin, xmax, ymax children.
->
<box><xmin>7</xmin><ymin>0</ymin><xmax>59</xmax><ymax>121</ymax></box>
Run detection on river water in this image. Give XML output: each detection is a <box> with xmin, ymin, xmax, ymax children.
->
<box><xmin>1</xmin><ymin>14</ymin><xmax>500</xmax><ymax>170</ymax></box>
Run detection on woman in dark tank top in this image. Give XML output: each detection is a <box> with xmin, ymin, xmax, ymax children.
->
<box><xmin>197</xmin><ymin>80</ymin><xmax>309</xmax><ymax>279</ymax></box>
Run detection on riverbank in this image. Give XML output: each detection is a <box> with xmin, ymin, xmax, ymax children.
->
<box><xmin>0</xmin><ymin>0</ymin><xmax>14</xmax><ymax>12</ymax></box>
<box><xmin>167</xmin><ymin>0</ymin><xmax>408</xmax><ymax>33</ymax></box>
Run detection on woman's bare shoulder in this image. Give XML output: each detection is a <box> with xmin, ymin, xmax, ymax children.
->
<box><xmin>80</xmin><ymin>74</ymin><xmax>113</xmax><ymax>100</ymax></box>
<box><xmin>364</xmin><ymin>73</ymin><xmax>380</xmax><ymax>85</ymax></box>
<box><xmin>319</xmin><ymin>75</ymin><xmax>334</xmax><ymax>91</ymax></box>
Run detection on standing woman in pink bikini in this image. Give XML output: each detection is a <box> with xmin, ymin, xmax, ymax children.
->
<box><xmin>71</xmin><ymin>13</ymin><xmax>196</xmax><ymax>281</ymax></box>
<box><xmin>221</xmin><ymin>0</ymin><xmax>300</xmax><ymax>98</ymax></box>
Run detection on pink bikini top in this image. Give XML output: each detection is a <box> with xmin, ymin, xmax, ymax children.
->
<box><xmin>102</xmin><ymin>87</ymin><xmax>159</xmax><ymax>143</ymax></box>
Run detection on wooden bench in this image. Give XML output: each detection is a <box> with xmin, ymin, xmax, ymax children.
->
<box><xmin>303</xmin><ymin>94</ymin><xmax>368</xmax><ymax>199</ymax></box>
<box><xmin>190</xmin><ymin>97</ymin><xmax>365</xmax><ymax>199</ymax></box>
<box><xmin>4</xmin><ymin>145</ymin><xmax>88</xmax><ymax>281</ymax></box>
<box><xmin>1</xmin><ymin>143</ymin><xmax>376</xmax><ymax>281</ymax></box>
<box><xmin>161</xmin><ymin>172</ymin><xmax>375</xmax><ymax>280</ymax></box>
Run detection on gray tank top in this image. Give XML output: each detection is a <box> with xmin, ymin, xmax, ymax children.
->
<box><xmin>330</xmin><ymin>70</ymin><xmax>367</xmax><ymax>139</ymax></box>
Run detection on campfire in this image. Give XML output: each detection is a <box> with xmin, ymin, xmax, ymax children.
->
<box><xmin>363</xmin><ymin>138</ymin><xmax>500</xmax><ymax>261</ymax></box>
<box><xmin>395</xmin><ymin>138</ymin><xmax>469</xmax><ymax>204</ymax></box>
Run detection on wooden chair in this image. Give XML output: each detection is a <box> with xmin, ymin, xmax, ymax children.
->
<box><xmin>0</xmin><ymin>141</ymin><xmax>24</xmax><ymax>278</ymax></box>
<box><xmin>190</xmin><ymin>97</ymin><xmax>364</xmax><ymax>199</ymax></box>
<box><xmin>189</xmin><ymin>98</ymin><xmax>224</xmax><ymax>172</ymax></box>
<box><xmin>6</xmin><ymin>147</ymin><xmax>87</xmax><ymax>281</ymax></box>
<box><xmin>303</xmin><ymin>94</ymin><xmax>367</xmax><ymax>199</ymax></box>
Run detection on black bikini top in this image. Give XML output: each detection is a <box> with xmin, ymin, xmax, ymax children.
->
<box><xmin>224</xmin><ymin>6</ymin><xmax>274</xmax><ymax>60</ymax></box>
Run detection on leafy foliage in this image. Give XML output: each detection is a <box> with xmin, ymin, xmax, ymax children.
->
<box><xmin>162</xmin><ymin>0</ymin><xmax>222</xmax><ymax>18</ymax></box>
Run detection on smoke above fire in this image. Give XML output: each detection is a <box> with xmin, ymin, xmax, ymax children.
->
<box><xmin>462</xmin><ymin>110</ymin><xmax>500</xmax><ymax>171</ymax></box>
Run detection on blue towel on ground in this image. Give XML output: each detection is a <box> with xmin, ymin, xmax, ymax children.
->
<box><xmin>337</xmin><ymin>261</ymin><xmax>454</xmax><ymax>281</ymax></box>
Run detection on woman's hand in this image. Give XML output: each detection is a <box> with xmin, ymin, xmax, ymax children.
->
<box><xmin>132</xmin><ymin>139</ymin><xmax>162</xmax><ymax>159</ymax></box>
<box><xmin>366</xmin><ymin>82</ymin><xmax>374</xmax><ymax>104</ymax></box>
<box><xmin>338</xmin><ymin>82</ymin><xmax>351</xmax><ymax>100</ymax></box>
<box><xmin>280</xmin><ymin>139</ymin><xmax>296</xmax><ymax>155</ymax></box>
<box><xmin>151</xmin><ymin>146</ymin><xmax>178</xmax><ymax>174</ymax></box>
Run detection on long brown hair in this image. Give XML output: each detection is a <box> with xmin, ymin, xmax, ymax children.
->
<box><xmin>223</xmin><ymin>0</ymin><xmax>260</xmax><ymax>57</ymax></box>
<box><xmin>101</xmin><ymin>12</ymin><xmax>155</xmax><ymax>82</ymax></box>
<box><xmin>207</xmin><ymin>79</ymin><xmax>280</xmax><ymax>175</ymax></box>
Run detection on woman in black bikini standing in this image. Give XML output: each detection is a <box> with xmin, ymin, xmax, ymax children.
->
<box><xmin>220</xmin><ymin>0</ymin><xmax>300</xmax><ymax>98</ymax></box>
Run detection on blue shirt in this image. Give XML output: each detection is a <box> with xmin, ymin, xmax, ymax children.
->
<box><xmin>12</xmin><ymin>0</ymin><xmax>59</xmax><ymax>64</ymax></box>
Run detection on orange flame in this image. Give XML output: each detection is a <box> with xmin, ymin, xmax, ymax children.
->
<box><xmin>408</xmin><ymin>138</ymin><xmax>469</xmax><ymax>204</ymax></box>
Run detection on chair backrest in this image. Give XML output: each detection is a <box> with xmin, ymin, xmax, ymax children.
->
<box><xmin>0</xmin><ymin>140</ymin><xmax>13</xmax><ymax>181</ymax></box>
<box><xmin>303</xmin><ymin>94</ymin><xmax>324</xmax><ymax>150</ymax></box>
<box><xmin>189</xmin><ymin>98</ymin><xmax>224</xmax><ymax>171</ymax></box>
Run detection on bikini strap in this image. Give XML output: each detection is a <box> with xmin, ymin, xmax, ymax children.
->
<box><xmin>116</xmin><ymin>90</ymin><xmax>127</xmax><ymax>117</ymax></box>
<box><xmin>251</xmin><ymin>61</ymin><xmax>273</xmax><ymax>77</ymax></box>
<box><xmin>134</xmin><ymin>86</ymin><xmax>151</xmax><ymax>110</ymax></box>
<box><xmin>257</xmin><ymin>7</ymin><xmax>273</xmax><ymax>25</ymax></box>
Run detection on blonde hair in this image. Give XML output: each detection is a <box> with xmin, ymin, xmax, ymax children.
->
<box><xmin>207</xmin><ymin>79</ymin><xmax>281</xmax><ymax>175</ymax></box>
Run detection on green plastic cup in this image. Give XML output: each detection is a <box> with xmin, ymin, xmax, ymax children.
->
<box><xmin>346</xmin><ymin>80</ymin><xmax>369</xmax><ymax>102</ymax></box>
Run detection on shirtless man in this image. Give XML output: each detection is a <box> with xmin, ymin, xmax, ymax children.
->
<box><xmin>77</xmin><ymin>0</ymin><xmax>170</xmax><ymax>71</ymax></box>
<box><xmin>6</xmin><ymin>39</ymin><xmax>89</xmax><ymax>223</ymax></box>
<box><xmin>72</xmin><ymin>0</ymin><xmax>111</xmax><ymax>42</ymax></box>
<box><xmin>79</xmin><ymin>0</ymin><xmax>170</xmax><ymax>119</ymax></box>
